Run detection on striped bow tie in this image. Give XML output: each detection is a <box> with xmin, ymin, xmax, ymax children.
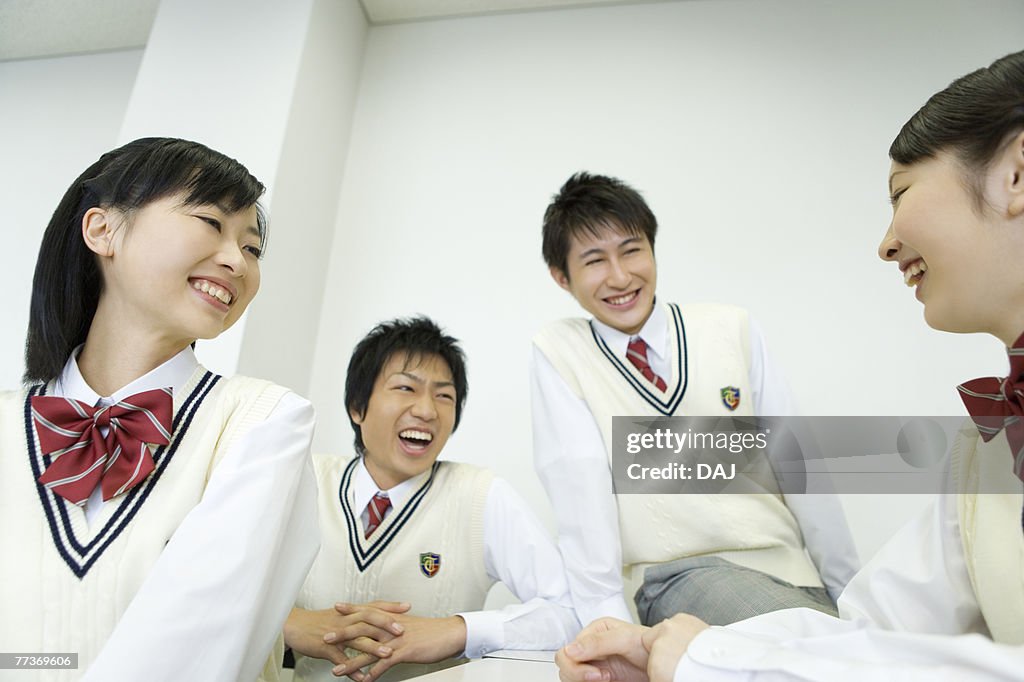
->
<box><xmin>957</xmin><ymin>336</ymin><xmax>1024</xmax><ymax>483</ymax></box>
<box><xmin>31</xmin><ymin>388</ymin><xmax>173</xmax><ymax>505</ymax></box>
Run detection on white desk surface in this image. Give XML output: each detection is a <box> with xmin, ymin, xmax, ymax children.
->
<box><xmin>410</xmin><ymin>656</ymin><xmax>560</xmax><ymax>681</ymax></box>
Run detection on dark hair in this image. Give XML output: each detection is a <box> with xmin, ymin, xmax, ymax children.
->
<box><xmin>24</xmin><ymin>137</ymin><xmax>267</xmax><ymax>384</ymax></box>
<box><xmin>344</xmin><ymin>316</ymin><xmax>469</xmax><ymax>456</ymax></box>
<box><xmin>542</xmin><ymin>172</ymin><xmax>658</xmax><ymax>277</ymax></box>
<box><xmin>890</xmin><ymin>50</ymin><xmax>1024</xmax><ymax>206</ymax></box>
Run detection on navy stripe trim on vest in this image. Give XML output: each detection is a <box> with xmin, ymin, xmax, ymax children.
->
<box><xmin>589</xmin><ymin>303</ymin><xmax>688</xmax><ymax>416</ymax></box>
<box><xmin>339</xmin><ymin>458</ymin><xmax>440</xmax><ymax>572</ymax></box>
<box><xmin>26</xmin><ymin>372</ymin><xmax>221</xmax><ymax>579</ymax></box>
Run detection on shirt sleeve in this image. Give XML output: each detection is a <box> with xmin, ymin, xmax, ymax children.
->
<box><xmin>747</xmin><ymin>317</ymin><xmax>798</xmax><ymax>417</ymax></box>
<box><xmin>781</xmin><ymin>493</ymin><xmax>860</xmax><ymax>601</ymax></box>
<box><xmin>749</xmin><ymin>317</ymin><xmax>860</xmax><ymax>599</ymax></box>
<box><xmin>673</xmin><ymin>495</ymin><xmax>1018</xmax><ymax>681</ymax></box>
<box><xmin>83</xmin><ymin>392</ymin><xmax>320</xmax><ymax>682</ymax></box>
<box><xmin>529</xmin><ymin>345</ymin><xmax>634</xmax><ymax>626</ymax></box>
<box><xmin>458</xmin><ymin>477</ymin><xmax>581</xmax><ymax>658</ymax></box>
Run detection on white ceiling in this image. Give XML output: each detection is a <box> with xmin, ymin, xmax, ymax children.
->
<box><xmin>361</xmin><ymin>0</ymin><xmax>655</xmax><ymax>23</ymax></box>
<box><xmin>0</xmin><ymin>0</ymin><xmax>162</xmax><ymax>62</ymax></box>
<box><xmin>0</xmin><ymin>0</ymin><xmax>657</xmax><ymax>62</ymax></box>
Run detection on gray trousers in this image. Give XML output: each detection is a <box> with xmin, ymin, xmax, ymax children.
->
<box><xmin>634</xmin><ymin>556</ymin><xmax>837</xmax><ymax>626</ymax></box>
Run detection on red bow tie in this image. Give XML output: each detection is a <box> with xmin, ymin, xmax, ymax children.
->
<box><xmin>31</xmin><ymin>388</ymin><xmax>173</xmax><ymax>505</ymax></box>
<box><xmin>957</xmin><ymin>334</ymin><xmax>1024</xmax><ymax>483</ymax></box>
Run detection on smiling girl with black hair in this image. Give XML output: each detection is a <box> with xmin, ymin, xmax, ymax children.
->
<box><xmin>1</xmin><ymin>138</ymin><xmax>318</xmax><ymax>681</ymax></box>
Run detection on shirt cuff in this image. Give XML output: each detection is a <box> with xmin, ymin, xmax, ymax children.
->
<box><xmin>577</xmin><ymin>594</ymin><xmax>634</xmax><ymax>627</ymax></box>
<box><xmin>457</xmin><ymin>610</ymin><xmax>503</xmax><ymax>659</ymax></box>
<box><xmin>679</xmin><ymin>626</ymin><xmax>780</xmax><ymax>677</ymax></box>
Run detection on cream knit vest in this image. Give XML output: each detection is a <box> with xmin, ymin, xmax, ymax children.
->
<box><xmin>953</xmin><ymin>423</ymin><xmax>1024</xmax><ymax>643</ymax></box>
<box><xmin>534</xmin><ymin>301</ymin><xmax>820</xmax><ymax>587</ymax></box>
<box><xmin>294</xmin><ymin>456</ymin><xmax>494</xmax><ymax>682</ymax></box>
<box><xmin>0</xmin><ymin>368</ymin><xmax>287</xmax><ymax>681</ymax></box>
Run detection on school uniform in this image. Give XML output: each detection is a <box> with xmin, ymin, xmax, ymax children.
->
<box><xmin>531</xmin><ymin>301</ymin><xmax>859</xmax><ymax>626</ymax></box>
<box><xmin>0</xmin><ymin>348</ymin><xmax>319</xmax><ymax>681</ymax></box>
<box><xmin>673</xmin><ymin>422</ymin><xmax>1024</xmax><ymax>680</ymax></box>
<box><xmin>292</xmin><ymin>455</ymin><xmax>580</xmax><ymax>682</ymax></box>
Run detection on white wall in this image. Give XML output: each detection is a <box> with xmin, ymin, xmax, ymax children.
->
<box><xmin>309</xmin><ymin>0</ymin><xmax>1024</xmax><ymax>564</ymax></box>
<box><xmin>0</xmin><ymin>49</ymin><xmax>143</xmax><ymax>388</ymax></box>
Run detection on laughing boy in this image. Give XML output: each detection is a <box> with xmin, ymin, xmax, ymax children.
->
<box><xmin>530</xmin><ymin>172</ymin><xmax>858</xmax><ymax>627</ymax></box>
<box><xmin>287</xmin><ymin>317</ymin><xmax>579</xmax><ymax>681</ymax></box>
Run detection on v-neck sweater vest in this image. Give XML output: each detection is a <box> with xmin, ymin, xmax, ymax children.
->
<box><xmin>0</xmin><ymin>368</ymin><xmax>287</xmax><ymax>681</ymax></box>
<box><xmin>293</xmin><ymin>456</ymin><xmax>494</xmax><ymax>682</ymax></box>
<box><xmin>534</xmin><ymin>301</ymin><xmax>821</xmax><ymax>588</ymax></box>
<box><xmin>953</xmin><ymin>423</ymin><xmax>1024</xmax><ymax>644</ymax></box>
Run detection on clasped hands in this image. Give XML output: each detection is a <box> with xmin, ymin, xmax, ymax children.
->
<box><xmin>284</xmin><ymin>601</ymin><xmax>467</xmax><ymax>681</ymax></box>
<box><xmin>555</xmin><ymin>615</ymin><xmax>709</xmax><ymax>682</ymax></box>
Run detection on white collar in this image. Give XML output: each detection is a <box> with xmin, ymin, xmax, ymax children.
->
<box><xmin>352</xmin><ymin>456</ymin><xmax>433</xmax><ymax>514</ymax></box>
<box><xmin>591</xmin><ymin>299</ymin><xmax>668</xmax><ymax>363</ymax></box>
<box><xmin>54</xmin><ymin>346</ymin><xmax>200</xmax><ymax>406</ymax></box>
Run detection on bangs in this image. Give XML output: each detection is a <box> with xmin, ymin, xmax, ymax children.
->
<box><xmin>570</xmin><ymin>217</ymin><xmax>647</xmax><ymax>244</ymax></box>
<box><xmin>91</xmin><ymin>138</ymin><xmax>268</xmax><ymax>247</ymax></box>
<box><xmin>178</xmin><ymin>156</ymin><xmax>266</xmax><ymax>213</ymax></box>
<box><xmin>178</xmin><ymin>165</ymin><xmax>269</xmax><ymax>249</ymax></box>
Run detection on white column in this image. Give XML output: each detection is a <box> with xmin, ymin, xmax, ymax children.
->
<box><xmin>236</xmin><ymin>0</ymin><xmax>370</xmax><ymax>397</ymax></box>
<box><xmin>120</xmin><ymin>0</ymin><xmax>368</xmax><ymax>386</ymax></box>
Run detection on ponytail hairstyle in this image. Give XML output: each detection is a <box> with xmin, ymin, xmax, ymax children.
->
<box><xmin>890</xmin><ymin>50</ymin><xmax>1024</xmax><ymax>210</ymax></box>
<box><xmin>24</xmin><ymin>137</ymin><xmax>267</xmax><ymax>384</ymax></box>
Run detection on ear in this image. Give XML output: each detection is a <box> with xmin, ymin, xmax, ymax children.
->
<box><xmin>81</xmin><ymin>207</ymin><xmax>117</xmax><ymax>257</ymax></box>
<box><xmin>549</xmin><ymin>265</ymin><xmax>572</xmax><ymax>292</ymax></box>
<box><xmin>1008</xmin><ymin>131</ymin><xmax>1024</xmax><ymax>218</ymax></box>
<box><xmin>349</xmin><ymin>405</ymin><xmax>364</xmax><ymax>426</ymax></box>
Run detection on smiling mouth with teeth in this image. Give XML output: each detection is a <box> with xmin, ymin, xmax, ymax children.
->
<box><xmin>606</xmin><ymin>290</ymin><xmax>639</xmax><ymax>306</ymax></box>
<box><xmin>904</xmin><ymin>261</ymin><xmax>928</xmax><ymax>287</ymax></box>
<box><xmin>192</xmin><ymin>279</ymin><xmax>233</xmax><ymax>305</ymax></box>
<box><xmin>399</xmin><ymin>430</ymin><xmax>433</xmax><ymax>448</ymax></box>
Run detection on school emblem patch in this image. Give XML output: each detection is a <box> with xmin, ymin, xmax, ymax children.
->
<box><xmin>419</xmin><ymin>552</ymin><xmax>441</xmax><ymax>578</ymax></box>
<box><xmin>721</xmin><ymin>386</ymin><xmax>741</xmax><ymax>411</ymax></box>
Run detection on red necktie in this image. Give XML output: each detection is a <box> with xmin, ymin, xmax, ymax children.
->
<box><xmin>957</xmin><ymin>333</ymin><xmax>1024</xmax><ymax>483</ymax></box>
<box><xmin>31</xmin><ymin>388</ymin><xmax>173</xmax><ymax>505</ymax></box>
<box><xmin>627</xmin><ymin>337</ymin><xmax>667</xmax><ymax>392</ymax></box>
<box><xmin>364</xmin><ymin>491</ymin><xmax>392</xmax><ymax>538</ymax></box>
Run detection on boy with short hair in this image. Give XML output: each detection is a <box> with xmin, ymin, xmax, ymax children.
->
<box><xmin>287</xmin><ymin>316</ymin><xmax>579</xmax><ymax>682</ymax></box>
<box><xmin>557</xmin><ymin>50</ymin><xmax>1024</xmax><ymax>681</ymax></box>
<box><xmin>531</xmin><ymin>172</ymin><xmax>858</xmax><ymax>627</ymax></box>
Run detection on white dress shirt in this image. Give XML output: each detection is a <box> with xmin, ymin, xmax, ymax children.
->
<box><xmin>52</xmin><ymin>348</ymin><xmax>320</xmax><ymax>682</ymax></box>
<box><xmin>531</xmin><ymin>304</ymin><xmax>859</xmax><ymax>625</ymax></box>
<box><xmin>676</xmin><ymin>494</ymin><xmax>1024</xmax><ymax>680</ymax></box>
<box><xmin>353</xmin><ymin>459</ymin><xmax>580</xmax><ymax>657</ymax></box>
